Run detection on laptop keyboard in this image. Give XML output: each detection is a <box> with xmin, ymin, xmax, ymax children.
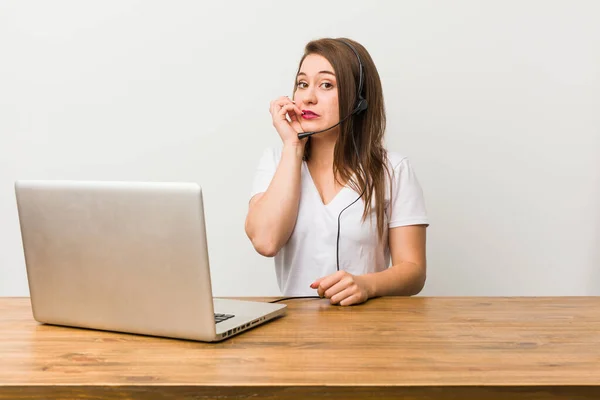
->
<box><xmin>214</xmin><ymin>313</ymin><xmax>235</xmax><ymax>324</ymax></box>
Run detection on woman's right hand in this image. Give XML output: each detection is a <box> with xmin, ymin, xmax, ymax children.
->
<box><xmin>269</xmin><ymin>96</ymin><xmax>305</xmax><ymax>146</ymax></box>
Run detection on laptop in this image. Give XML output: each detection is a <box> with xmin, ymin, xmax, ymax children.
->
<box><xmin>14</xmin><ymin>180</ymin><xmax>286</xmax><ymax>342</ymax></box>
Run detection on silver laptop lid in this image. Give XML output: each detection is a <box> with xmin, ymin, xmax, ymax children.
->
<box><xmin>15</xmin><ymin>180</ymin><xmax>219</xmax><ymax>340</ymax></box>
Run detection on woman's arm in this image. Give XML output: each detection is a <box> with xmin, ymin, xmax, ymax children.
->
<box><xmin>311</xmin><ymin>225</ymin><xmax>427</xmax><ymax>305</ymax></box>
<box><xmin>245</xmin><ymin>96</ymin><xmax>305</xmax><ymax>257</ymax></box>
<box><xmin>362</xmin><ymin>224</ymin><xmax>427</xmax><ymax>296</ymax></box>
<box><xmin>245</xmin><ymin>143</ymin><xmax>304</xmax><ymax>257</ymax></box>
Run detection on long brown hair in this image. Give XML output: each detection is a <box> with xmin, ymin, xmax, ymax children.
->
<box><xmin>294</xmin><ymin>37</ymin><xmax>390</xmax><ymax>240</ymax></box>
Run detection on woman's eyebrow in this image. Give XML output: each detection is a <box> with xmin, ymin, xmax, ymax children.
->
<box><xmin>297</xmin><ymin>71</ymin><xmax>336</xmax><ymax>77</ymax></box>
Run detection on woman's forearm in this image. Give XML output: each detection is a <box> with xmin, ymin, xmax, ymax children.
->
<box><xmin>362</xmin><ymin>261</ymin><xmax>426</xmax><ymax>297</ymax></box>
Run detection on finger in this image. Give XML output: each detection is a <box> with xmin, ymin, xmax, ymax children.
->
<box><xmin>339</xmin><ymin>293</ymin><xmax>364</xmax><ymax>306</ymax></box>
<box><xmin>274</xmin><ymin>96</ymin><xmax>294</xmax><ymax>108</ymax></box>
<box><xmin>278</xmin><ymin>104</ymin><xmax>299</xmax><ymax>121</ymax></box>
<box><xmin>317</xmin><ymin>271</ymin><xmax>345</xmax><ymax>295</ymax></box>
<box><xmin>324</xmin><ymin>277</ymin><xmax>353</xmax><ymax>299</ymax></box>
<box><xmin>269</xmin><ymin>100</ymin><xmax>281</xmax><ymax>116</ymax></box>
<box><xmin>288</xmin><ymin>105</ymin><xmax>303</xmax><ymax>122</ymax></box>
<box><xmin>277</xmin><ymin>98</ymin><xmax>301</xmax><ymax>116</ymax></box>
<box><xmin>329</xmin><ymin>286</ymin><xmax>356</xmax><ymax>305</ymax></box>
<box><xmin>270</xmin><ymin>97</ymin><xmax>293</xmax><ymax>115</ymax></box>
<box><xmin>315</xmin><ymin>277</ymin><xmax>334</xmax><ymax>298</ymax></box>
<box><xmin>310</xmin><ymin>278</ymin><xmax>323</xmax><ymax>289</ymax></box>
<box><xmin>311</xmin><ymin>280</ymin><xmax>327</xmax><ymax>298</ymax></box>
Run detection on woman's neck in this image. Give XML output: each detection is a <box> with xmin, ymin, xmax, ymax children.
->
<box><xmin>307</xmin><ymin>131</ymin><xmax>338</xmax><ymax>170</ymax></box>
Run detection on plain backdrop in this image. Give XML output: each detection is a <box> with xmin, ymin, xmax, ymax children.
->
<box><xmin>1</xmin><ymin>0</ymin><xmax>599</xmax><ymax>297</ymax></box>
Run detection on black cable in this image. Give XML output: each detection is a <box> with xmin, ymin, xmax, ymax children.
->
<box><xmin>269</xmin><ymin>296</ymin><xmax>321</xmax><ymax>303</ymax></box>
<box><xmin>334</xmin><ymin>40</ymin><xmax>368</xmax><ymax>271</ymax></box>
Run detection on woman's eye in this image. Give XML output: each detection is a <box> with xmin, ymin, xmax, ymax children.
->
<box><xmin>321</xmin><ymin>82</ymin><xmax>333</xmax><ymax>89</ymax></box>
<box><xmin>297</xmin><ymin>81</ymin><xmax>308</xmax><ymax>89</ymax></box>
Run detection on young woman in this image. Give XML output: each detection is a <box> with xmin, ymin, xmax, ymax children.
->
<box><xmin>245</xmin><ymin>38</ymin><xmax>429</xmax><ymax>306</ymax></box>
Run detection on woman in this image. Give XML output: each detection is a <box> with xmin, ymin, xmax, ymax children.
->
<box><xmin>245</xmin><ymin>37</ymin><xmax>429</xmax><ymax>306</ymax></box>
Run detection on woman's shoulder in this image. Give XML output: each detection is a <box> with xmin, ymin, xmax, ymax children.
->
<box><xmin>385</xmin><ymin>150</ymin><xmax>410</xmax><ymax>171</ymax></box>
<box><xmin>256</xmin><ymin>145</ymin><xmax>284</xmax><ymax>164</ymax></box>
<box><xmin>383</xmin><ymin>150</ymin><xmax>424</xmax><ymax>191</ymax></box>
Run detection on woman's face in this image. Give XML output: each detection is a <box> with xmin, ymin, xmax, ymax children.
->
<box><xmin>294</xmin><ymin>54</ymin><xmax>340</xmax><ymax>134</ymax></box>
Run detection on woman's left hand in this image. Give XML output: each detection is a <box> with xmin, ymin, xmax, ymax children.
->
<box><xmin>310</xmin><ymin>271</ymin><xmax>372</xmax><ymax>306</ymax></box>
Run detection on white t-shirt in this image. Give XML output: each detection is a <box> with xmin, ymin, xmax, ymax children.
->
<box><xmin>250</xmin><ymin>146</ymin><xmax>429</xmax><ymax>296</ymax></box>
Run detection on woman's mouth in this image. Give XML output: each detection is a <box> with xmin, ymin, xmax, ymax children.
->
<box><xmin>301</xmin><ymin>110</ymin><xmax>319</xmax><ymax>120</ymax></box>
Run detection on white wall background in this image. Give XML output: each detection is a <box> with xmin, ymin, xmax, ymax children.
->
<box><xmin>1</xmin><ymin>0</ymin><xmax>599</xmax><ymax>297</ymax></box>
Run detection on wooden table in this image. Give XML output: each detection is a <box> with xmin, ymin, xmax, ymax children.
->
<box><xmin>1</xmin><ymin>296</ymin><xmax>599</xmax><ymax>399</ymax></box>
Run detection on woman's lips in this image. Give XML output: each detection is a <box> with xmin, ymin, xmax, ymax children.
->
<box><xmin>302</xmin><ymin>110</ymin><xmax>319</xmax><ymax>120</ymax></box>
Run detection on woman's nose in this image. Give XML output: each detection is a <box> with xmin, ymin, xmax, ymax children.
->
<box><xmin>298</xmin><ymin>87</ymin><xmax>317</xmax><ymax>106</ymax></box>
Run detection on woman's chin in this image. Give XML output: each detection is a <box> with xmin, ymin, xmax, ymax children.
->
<box><xmin>300</xmin><ymin>120</ymin><xmax>331</xmax><ymax>134</ymax></box>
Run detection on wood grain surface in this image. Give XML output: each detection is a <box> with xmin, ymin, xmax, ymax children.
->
<box><xmin>1</xmin><ymin>296</ymin><xmax>599</xmax><ymax>399</ymax></box>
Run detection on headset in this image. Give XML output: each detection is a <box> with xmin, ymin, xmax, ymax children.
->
<box><xmin>296</xmin><ymin>39</ymin><xmax>369</xmax><ymax>272</ymax></box>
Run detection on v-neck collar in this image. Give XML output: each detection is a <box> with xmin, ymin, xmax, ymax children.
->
<box><xmin>302</xmin><ymin>161</ymin><xmax>353</xmax><ymax>208</ymax></box>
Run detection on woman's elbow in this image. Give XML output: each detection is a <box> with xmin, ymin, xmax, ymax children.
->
<box><xmin>250</xmin><ymin>237</ymin><xmax>280</xmax><ymax>258</ymax></box>
<box><xmin>245</xmin><ymin>215</ymin><xmax>283</xmax><ymax>257</ymax></box>
<box><xmin>409</xmin><ymin>271</ymin><xmax>426</xmax><ymax>296</ymax></box>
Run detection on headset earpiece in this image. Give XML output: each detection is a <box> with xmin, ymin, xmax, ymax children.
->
<box><xmin>354</xmin><ymin>97</ymin><xmax>368</xmax><ymax>114</ymax></box>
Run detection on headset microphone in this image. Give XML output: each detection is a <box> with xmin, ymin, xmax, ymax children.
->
<box><xmin>297</xmin><ymin>110</ymin><xmax>351</xmax><ymax>140</ymax></box>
